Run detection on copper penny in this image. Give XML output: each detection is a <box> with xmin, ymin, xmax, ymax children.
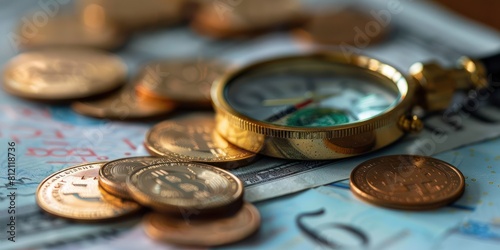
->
<box><xmin>3</xmin><ymin>48</ymin><xmax>126</xmax><ymax>101</ymax></box>
<box><xmin>143</xmin><ymin>202</ymin><xmax>260</xmax><ymax>246</ymax></box>
<box><xmin>71</xmin><ymin>85</ymin><xmax>175</xmax><ymax>119</ymax></box>
<box><xmin>144</xmin><ymin>113</ymin><xmax>256</xmax><ymax>169</ymax></box>
<box><xmin>126</xmin><ymin>162</ymin><xmax>244</xmax><ymax>215</ymax></box>
<box><xmin>350</xmin><ymin>155</ymin><xmax>465</xmax><ymax>210</ymax></box>
<box><xmin>15</xmin><ymin>14</ymin><xmax>125</xmax><ymax>51</ymax></box>
<box><xmin>294</xmin><ymin>8</ymin><xmax>389</xmax><ymax>46</ymax></box>
<box><xmin>77</xmin><ymin>0</ymin><xmax>188</xmax><ymax>32</ymax></box>
<box><xmin>191</xmin><ymin>0</ymin><xmax>306</xmax><ymax>38</ymax></box>
<box><xmin>98</xmin><ymin>156</ymin><xmax>181</xmax><ymax>199</ymax></box>
<box><xmin>36</xmin><ymin>162</ymin><xmax>141</xmax><ymax>222</ymax></box>
<box><xmin>135</xmin><ymin>60</ymin><xmax>226</xmax><ymax>108</ymax></box>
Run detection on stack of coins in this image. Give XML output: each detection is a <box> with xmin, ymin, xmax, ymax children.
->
<box><xmin>36</xmin><ymin>157</ymin><xmax>261</xmax><ymax>247</ymax></box>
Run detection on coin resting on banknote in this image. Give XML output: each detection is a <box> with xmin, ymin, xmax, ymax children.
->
<box><xmin>211</xmin><ymin>51</ymin><xmax>492</xmax><ymax>160</ymax></box>
<box><xmin>350</xmin><ymin>155</ymin><xmax>465</xmax><ymax>210</ymax></box>
<box><xmin>135</xmin><ymin>59</ymin><xmax>227</xmax><ymax>108</ymax></box>
<box><xmin>144</xmin><ymin>113</ymin><xmax>257</xmax><ymax>169</ymax></box>
<box><xmin>36</xmin><ymin>162</ymin><xmax>142</xmax><ymax>222</ymax></box>
<box><xmin>71</xmin><ymin>85</ymin><xmax>176</xmax><ymax>119</ymax></box>
<box><xmin>2</xmin><ymin>48</ymin><xmax>127</xmax><ymax>101</ymax></box>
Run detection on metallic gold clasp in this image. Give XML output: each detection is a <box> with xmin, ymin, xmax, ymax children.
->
<box><xmin>457</xmin><ymin>56</ymin><xmax>489</xmax><ymax>89</ymax></box>
<box><xmin>409</xmin><ymin>62</ymin><xmax>456</xmax><ymax>112</ymax></box>
<box><xmin>409</xmin><ymin>57</ymin><xmax>489</xmax><ymax>112</ymax></box>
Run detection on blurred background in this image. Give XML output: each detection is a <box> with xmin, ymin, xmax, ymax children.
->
<box><xmin>434</xmin><ymin>0</ymin><xmax>500</xmax><ymax>31</ymax></box>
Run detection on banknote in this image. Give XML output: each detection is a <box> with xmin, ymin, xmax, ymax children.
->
<box><xmin>2</xmin><ymin>78</ymin><xmax>500</xmax><ymax>249</ymax></box>
<box><xmin>46</xmin><ymin>134</ymin><xmax>500</xmax><ymax>250</ymax></box>
<box><xmin>436</xmin><ymin>139</ymin><xmax>500</xmax><ymax>248</ymax></box>
<box><xmin>55</xmin><ymin>186</ymin><xmax>470</xmax><ymax>250</ymax></box>
<box><xmin>223</xmin><ymin>187</ymin><xmax>472</xmax><ymax>250</ymax></box>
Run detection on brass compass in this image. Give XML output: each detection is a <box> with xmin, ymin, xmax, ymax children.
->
<box><xmin>211</xmin><ymin>51</ymin><xmax>488</xmax><ymax>160</ymax></box>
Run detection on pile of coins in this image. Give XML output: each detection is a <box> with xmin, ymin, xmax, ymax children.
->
<box><xmin>36</xmin><ymin>158</ymin><xmax>261</xmax><ymax>246</ymax></box>
<box><xmin>4</xmin><ymin>0</ymin><xmax>393</xmax><ymax>120</ymax></box>
<box><xmin>13</xmin><ymin>0</ymin><xmax>391</xmax><ymax>50</ymax></box>
<box><xmin>3</xmin><ymin>0</ymin><xmax>467</xmax><ymax>247</ymax></box>
<box><xmin>2</xmin><ymin>47</ymin><xmax>225</xmax><ymax>119</ymax></box>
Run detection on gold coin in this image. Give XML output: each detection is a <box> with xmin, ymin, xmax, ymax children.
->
<box><xmin>135</xmin><ymin>60</ymin><xmax>226</xmax><ymax>108</ymax></box>
<box><xmin>3</xmin><ymin>48</ymin><xmax>126</xmax><ymax>101</ymax></box>
<box><xmin>294</xmin><ymin>8</ymin><xmax>389</xmax><ymax>46</ymax></box>
<box><xmin>71</xmin><ymin>85</ymin><xmax>176</xmax><ymax>119</ymax></box>
<box><xmin>98</xmin><ymin>183</ymin><xmax>138</xmax><ymax>208</ymax></box>
<box><xmin>350</xmin><ymin>155</ymin><xmax>465</xmax><ymax>210</ymax></box>
<box><xmin>191</xmin><ymin>0</ymin><xmax>306</xmax><ymax>38</ymax></box>
<box><xmin>144</xmin><ymin>202</ymin><xmax>260</xmax><ymax>246</ymax></box>
<box><xmin>15</xmin><ymin>14</ymin><xmax>125</xmax><ymax>51</ymax></box>
<box><xmin>144</xmin><ymin>113</ymin><xmax>257</xmax><ymax>169</ymax></box>
<box><xmin>126</xmin><ymin>162</ymin><xmax>244</xmax><ymax>215</ymax></box>
<box><xmin>99</xmin><ymin>156</ymin><xmax>181</xmax><ymax>199</ymax></box>
<box><xmin>77</xmin><ymin>0</ymin><xmax>188</xmax><ymax>32</ymax></box>
<box><xmin>36</xmin><ymin>162</ymin><xmax>141</xmax><ymax>222</ymax></box>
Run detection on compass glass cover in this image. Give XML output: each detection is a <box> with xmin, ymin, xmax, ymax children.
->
<box><xmin>224</xmin><ymin>59</ymin><xmax>401</xmax><ymax>127</ymax></box>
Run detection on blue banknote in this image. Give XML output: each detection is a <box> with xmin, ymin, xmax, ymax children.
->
<box><xmin>437</xmin><ymin>140</ymin><xmax>500</xmax><ymax>248</ymax></box>
<box><xmin>217</xmin><ymin>187</ymin><xmax>471</xmax><ymax>250</ymax></box>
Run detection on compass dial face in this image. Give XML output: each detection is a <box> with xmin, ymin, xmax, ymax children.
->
<box><xmin>224</xmin><ymin>60</ymin><xmax>401</xmax><ymax>127</ymax></box>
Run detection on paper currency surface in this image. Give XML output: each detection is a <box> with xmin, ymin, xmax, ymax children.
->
<box><xmin>1</xmin><ymin>0</ymin><xmax>500</xmax><ymax>249</ymax></box>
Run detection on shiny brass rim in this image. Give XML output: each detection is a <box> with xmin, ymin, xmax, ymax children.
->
<box><xmin>211</xmin><ymin>52</ymin><xmax>416</xmax><ymax>139</ymax></box>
